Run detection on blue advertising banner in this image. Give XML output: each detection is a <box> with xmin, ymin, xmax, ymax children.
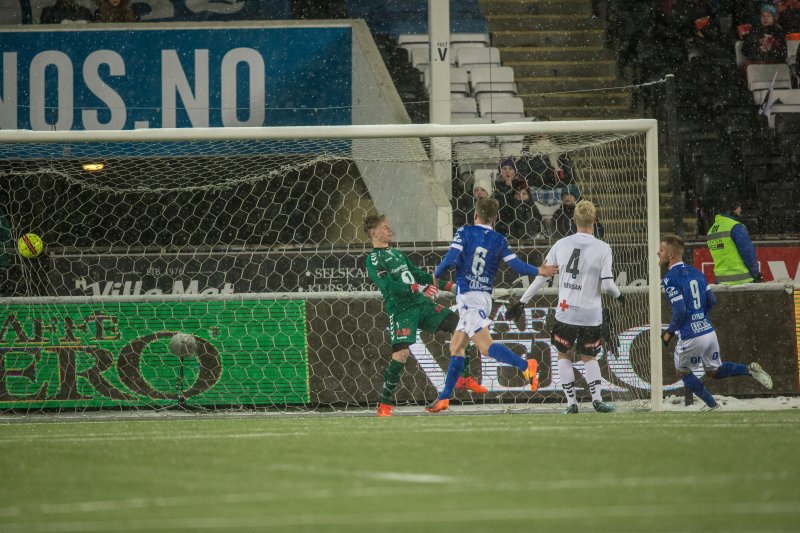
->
<box><xmin>0</xmin><ymin>24</ymin><xmax>352</xmax><ymax>130</ymax></box>
<box><xmin>3</xmin><ymin>1</ymin><xmax>293</xmax><ymax>25</ymax></box>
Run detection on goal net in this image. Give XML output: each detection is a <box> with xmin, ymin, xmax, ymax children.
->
<box><xmin>0</xmin><ymin>121</ymin><xmax>662</xmax><ymax>415</ymax></box>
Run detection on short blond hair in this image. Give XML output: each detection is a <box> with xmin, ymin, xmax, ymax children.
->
<box><xmin>573</xmin><ymin>200</ymin><xmax>596</xmax><ymax>228</ymax></box>
<box><xmin>660</xmin><ymin>234</ymin><xmax>685</xmax><ymax>253</ymax></box>
<box><xmin>475</xmin><ymin>197</ymin><xmax>499</xmax><ymax>224</ymax></box>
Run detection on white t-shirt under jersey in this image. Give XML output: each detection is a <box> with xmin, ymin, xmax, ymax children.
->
<box><xmin>522</xmin><ymin>232</ymin><xmax>619</xmax><ymax>326</ymax></box>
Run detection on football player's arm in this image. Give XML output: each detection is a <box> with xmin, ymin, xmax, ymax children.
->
<box><xmin>520</xmin><ymin>275</ymin><xmax>549</xmax><ymax>305</ymax></box>
<box><xmin>517</xmin><ymin>246</ymin><xmax>557</xmax><ymax>305</ymax></box>
<box><xmin>601</xmin><ymin>246</ymin><xmax>624</xmax><ymax>304</ymax></box>
<box><xmin>662</xmin><ymin>283</ymin><xmax>686</xmax><ymax>344</ymax></box>
<box><xmin>433</xmin><ymin>246</ymin><xmax>460</xmax><ymax>291</ymax></box>
<box><xmin>407</xmin><ymin>258</ymin><xmax>433</xmax><ymax>285</ymax></box>
<box><xmin>500</xmin><ymin>237</ymin><xmax>542</xmax><ymax>278</ymax></box>
<box><xmin>506</xmin><ymin>255</ymin><xmax>541</xmax><ymax>277</ymax></box>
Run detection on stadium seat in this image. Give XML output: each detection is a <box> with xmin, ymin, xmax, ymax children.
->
<box><xmin>469</xmin><ymin>66</ymin><xmax>517</xmax><ymax>97</ymax></box>
<box><xmin>423</xmin><ymin>67</ymin><xmax>470</xmax><ymax>97</ymax></box>
<box><xmin>498</xmin><ymin>140</ymin><xmax>525</xmax><ymax>156</ymax></box>
<box><xmin>451</xmin><ymin>115</ymin><xmax>492</xmax><ymax>125</ymax></box>
<box><xmin>787</xmin><ymin>39</ymin><xmax>799</xmax><ymax>65</ymax></box>
<box><xmin>411</xmin><ymin>46</ymin><xmax>430</xmax><ymax>69</ymax></box>
<box><xmin>398</xmin><ymin>33</ymin><xmax>428</xmax><ymax>48</ymax></box>
<box><xmin>734</xmin><ymin>40</ymin><xmax>745</xmax><ymax>67</ymax></box>
<box><xmin>456</xmin><ymin>46</ymin><xmax>501</xmax><ymax>71</ymax></box>
<box><xmin>745</xmin><ymin>64</ymin><xmax>791</xmax><ymax>92</ymax></box>
<box><xmin>455</xmin><ymin>144</ymin><xmax>501</xmax><ymax>181</ymax></box>
<box><xmin>451</xmin><ymin>97</ymin><xmax>479</xmax><ymax>119</ymax></box>
<box><xmin>450</xmin><ymin>32</ymin><xmax>490</xmax><ymax>46</ymax></box>
<box><xmin>477</xmin><ymin>95</ymin><xmax>525</xmax><ymax>120</ymax></box>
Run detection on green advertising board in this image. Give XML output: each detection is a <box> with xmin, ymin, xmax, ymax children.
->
<box><xmin>0</xmin><ymin>299</ymin><xmax>309</xmax><ymax>408</ymax></box>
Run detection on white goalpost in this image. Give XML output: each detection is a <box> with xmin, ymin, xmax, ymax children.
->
<box><xmin>0</xmin><ymin>119</ymin><xmax>662</xmax><ymax>414</ymax></box>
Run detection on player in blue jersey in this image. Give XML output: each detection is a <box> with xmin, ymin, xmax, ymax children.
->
<box><xmin>658</xmin><ymin>235</ymin><xmax>773</xmax><ymax>410</ymax></box>
<box><xmin>425</xmin><ymin>197</ymin><xmax>558</xmax><ymax>413</ymax></box>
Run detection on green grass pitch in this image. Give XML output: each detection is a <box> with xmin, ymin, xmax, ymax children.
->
<box><xmin>2</xmin><ymin>410</ymin><xmax>799</xmax><ymax>532</ymax></box>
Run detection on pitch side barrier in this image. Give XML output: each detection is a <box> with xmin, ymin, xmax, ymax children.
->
<box><xmin>1</xmin><ymin>256</ymin><xmax>796</xmax><ymax>411</ymax></box>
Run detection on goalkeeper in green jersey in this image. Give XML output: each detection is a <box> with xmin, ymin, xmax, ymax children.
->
<box><xmin>364</xmin><ymin>214</ymin><xmax>485</xmax><ymax>416</ymax></box>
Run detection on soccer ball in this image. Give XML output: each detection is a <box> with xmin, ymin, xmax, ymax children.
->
<box><xmin>170</xmin><ymin>333</ymin><xmax>198</xmax><ymax>358</ymax></box>
<box><xmin>18</xmin><ymin>233</ymin><xmax>44</xmax><ymax>259</ymax></box>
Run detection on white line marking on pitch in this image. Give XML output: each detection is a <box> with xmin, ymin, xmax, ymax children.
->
<box><xmin>357</xmin><ymin>471</ymin><xmax>456</xmax><ymax>484</ymax></box>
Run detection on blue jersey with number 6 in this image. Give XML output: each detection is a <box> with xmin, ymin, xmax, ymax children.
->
<box><xmin>661</xmin><ymin>262</ymin><xmax>716</xmax><ymax>340</ymax></box>
<box><xmin>446</xmin><ymin>224</ymin><xmax>513</xmax><ymax>294</ymax></box>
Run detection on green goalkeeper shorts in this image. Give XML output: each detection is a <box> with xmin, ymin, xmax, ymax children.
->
<box><xmin>389</xmin><ymin>300</ymin><xmax>453</xmax><ymax>346</ymax></box>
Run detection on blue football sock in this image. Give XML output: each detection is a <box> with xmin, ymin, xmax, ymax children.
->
<box><xmin>713</xmin><ymin>362</ymin><xmax>749</xmax><ymax>379</ymax></box>
<box><xmin>682</xmin><ymin>373</ymin><xmax>717</xmax><ymax>408</ymax></box>
<box><xmin>438</xmin><ymin>356</ymin><xmax>465</xmax><ymax>400</ymax></box>
<box><xmin>488</xmin><ymin>343</ymin><xmax>527</xmax><ymax>372</ymax></box>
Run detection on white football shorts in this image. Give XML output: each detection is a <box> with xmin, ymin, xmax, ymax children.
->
<box><xmin>455</xmin><ymin>291</ymin><xmax>493</xmax><ymax>337</ymax></box>
<box><xmin>673</xmin><ymin>331</ymin><xmax>722</xmax><ymax>373</ymax></box>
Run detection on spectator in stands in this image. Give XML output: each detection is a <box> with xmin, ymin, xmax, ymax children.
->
<box><xmin>466</xmin><ymin>175</ymin><xmax>494</xmax><ymax>230</ymax></box>
<box><xmin>742</xmin><ymin>4</ymin><xmax>788</xmax><ymax>64</ymax></box>
<box><xmin>553</xmin><ymin>189</ymin><xmax>579</xmax><ymax>237</ymax></box>
<box><xmin>669</xmin><ymin>0</ymin><xmax>726</xmax><ymax>59</ymax></box>
<box><xmin>779</xmin><ymin>0</ymin><xmax>800</xmax><ymax>32</ymax></box>
<box><xmin>494</xmin><ymin>157</ymin><xmax>525</xmax><ymax>235</ymax></box>
<box><xmin>494</xmin><ymin>157</ymin><xmax>521</xmax><ymax>201</ymax></box>
<box><xmin>94</xmin><ymin>0</ymin><xmax>139</xmax><ymax>22</ymax></box>
<box><xmin>706</xmin><ymin>195</ymin><xmax>762</xmax><ymax>284</ymax></box>
<box><xmin>506</xmin><ymin>183</ymin><xmax>543</xmax><ymax>240</ymax></box>
<box><xmin>552</xmin><ymin>188</ymin><xmax>605</xmax><ymax>239</ymax></box>
<box><xmin>518</xmin><ymin>134</ymin><xmax>579</xmax><ymax>237</ymax></box>
<box><xmin>40</xmin><ymin>0</ymin><xmax>93</xmax><ymax>23</ymax></box>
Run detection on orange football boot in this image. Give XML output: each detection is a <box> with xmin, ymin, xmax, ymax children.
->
<box><xmin>523</xmin><ymin>359</ymin><xmax>540</xmax><ymax>392</ymax></box>
<box><xmin>424</xmin><ymin>398</ymin><xmax>450</xmax><ymax>413</ymax></box>
<box><xmin>455</xmin><ymin>376</ymin><xmax>489</xmax><ymax>394</ymax></box>
<box><xmin>376</xmin><ymin>403</ymin><xmax>394</xmax><ymax>417</ymax></box>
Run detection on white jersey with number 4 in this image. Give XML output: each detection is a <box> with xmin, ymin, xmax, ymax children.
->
<box><xmin>545</xmin><ymin>232</ymin><xmax>616</xmax><ymax>327</ymax></box>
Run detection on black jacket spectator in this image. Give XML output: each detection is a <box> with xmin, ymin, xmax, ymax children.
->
<box><xmin>743</xmin><ymin>5</ymin><xmax>788</xmax><ymax>64</ymax></box>
<box><xmin>41</xmin><ymin>0</ymin><xmax>93</xmax><ymax>23</ymax></box>
<box><xmin>94</xmin><ymin>0</ymin><xmax>139</xmax><ymax>22</ymax></box>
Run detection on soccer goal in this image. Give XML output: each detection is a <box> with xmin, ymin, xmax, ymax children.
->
<box><xmin>0</xmin><ymin>120</ymin><xmax>662</xmax><ymax>415</ymax></box>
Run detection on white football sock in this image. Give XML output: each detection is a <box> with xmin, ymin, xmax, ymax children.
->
<box><xmin>557</xmin><ymin>358</ymin><xmax>577</xmax><ymax>406</ymax></box>
<box><xmin>583</xmin><ymin>358</ymin><xmax>603</xmax><ymax>402</ymax></box>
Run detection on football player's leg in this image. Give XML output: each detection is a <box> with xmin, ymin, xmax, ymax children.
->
<box><xmin>378</xmin><ymin>313</ymin><xmax>418</xmax><ymax>412</ymax></box>
<box><xmin>552</xmin><ymin>322</ymin><xmax>578</xmax><ymax>410</ymax></box>
<box><xmin>437</xmin><ymin>331</ymin><xmax>469</xmax><ymax>401</ymax></box>
<box><xmin>578</xmin><ymin>327</ymin><xmax>611</xmax><ymax>411</ymax></box>
<box><xmin>557</xmin><ymin>356</ymin><xmax>578</xmax><ymax>410</ymax></box>
<box><xmin>434</xmin><ymin>310</ymin><xmax>479</xmax><ymax>390</ymax></box>
<box><xmin>703</xmin><ymin>333</ymin><xmax>762</xmax><ymax>383</ymax></box>
<box><xmin>676</xmin><ymin>337</ymin><xmax>717</xmax><ymax>408</ymax></box>
<box><xmin>471</xmin><ymin>328</ymin><xmax>526</xmax><ymax>372</ymax></box>
<box><xmin>379</xmin><ymin>347</ymin><xmax>408</xmax><ymax>409</ymax></box>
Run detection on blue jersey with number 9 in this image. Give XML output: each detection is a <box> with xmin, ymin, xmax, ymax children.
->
<box><xmin>448</xmin><ymin>224</ymin><xmax>515</xmax><ymax>294</ymax></box>
<box><xmin>661</xmin><ymin>262</ymin><xmax>716</xmax><ymax>340</ymax></box>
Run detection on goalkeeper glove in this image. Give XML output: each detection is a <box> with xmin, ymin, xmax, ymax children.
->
<box><xmin>661</xmin><ymin>331</ymin><xmax>673</xmax><ymax>347</ymax></box>
<box><xmin>505</xmin><ymin>301</ymin><xmax>525</xmax><ymax>321</ymax></box>
<box><xmin>443</xmin><ymin>281</ymin><xmax>456</xmax><ymax>292</ymax></box>
<box><xmin>616</xmin><ymin>293</ymin><xmax>626</xmax><ymax>307</ymax></box>
<box><xmin>412</xmin><ymin>283</ymin><xmax>439</xmax><ymax>300</ymax></box>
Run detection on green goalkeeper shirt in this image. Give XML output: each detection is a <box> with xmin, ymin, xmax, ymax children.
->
<box><xmin>366</xmin><ymin>247</ymin><xmax>442</xmax><ymax>315</ymax></box>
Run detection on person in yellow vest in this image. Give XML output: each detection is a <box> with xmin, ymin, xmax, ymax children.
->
<box><xmin>706</xmin><ymin>197</ymin><xmax>762</xmax><ymax>284</ymax></box>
